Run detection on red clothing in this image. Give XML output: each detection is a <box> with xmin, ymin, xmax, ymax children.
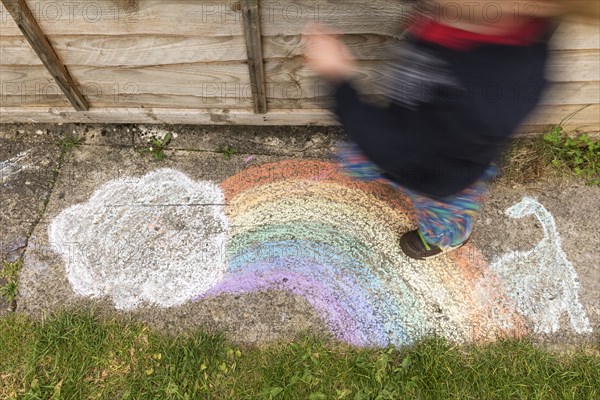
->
<box><xmin>410</xmin><ymin>16</ymin><xmax>549</xmax><ymax>50</ymax></box>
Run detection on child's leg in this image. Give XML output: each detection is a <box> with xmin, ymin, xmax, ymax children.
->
<box><xmin>406</xmin><ymin>180</ymin><xmax>488</xmax><ymax>249</ymax></box>
<box><xmin>334</xmin><ymin>139</ymin><xmax>491</xmax><ymax>251</ymax></box>
<box><xmin>333</xmin><ymin>140</ymin><xmax>386</xmax><ymax>182</ymax></box>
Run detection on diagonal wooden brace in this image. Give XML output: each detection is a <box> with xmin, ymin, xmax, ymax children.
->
<box><xmin>1</xmin><ymin>0</ymin><xmax>89</xmax><ymax>111</ymax></box>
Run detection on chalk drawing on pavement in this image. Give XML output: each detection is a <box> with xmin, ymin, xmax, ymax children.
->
<box><xmin>47</xmin><ymin>162</ymin><xmax>592</xmax><ymax>345</ymax></box>
<box><xmin>215</xmin><ymin>160</ymin><xmax>525</xmax><ymax>346</ymax></box>
<box><xmin>1</xmin><ymin>150</ymin><xmax>31</xmax><ymax>185</ymax></box>
<box><xmin>489</xmin><ymin>196</ymin><xmax>592</xmax><ymax>334</ymax></box>
<box><xmin>48</xmin><ymin>168</ymin><xmax>228</xmax><ymax>310</ymax></box>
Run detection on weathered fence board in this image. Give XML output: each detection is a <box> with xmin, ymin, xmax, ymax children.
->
<box><xmin>1</xmin><ymin>64</ymin><xmax>253</xmax><ymax>107</ymax></box>
<box><xmin>0</xmin><ymin>65</ymin><xmax>81</xmax><ymax>106</ymax></box>
<box><xmin>546</xmin><ymin>50</ymin><xmax>600</xmax><ymax>82</ymax></box>
<box><xmin>3</xmin><ymin>62</ymin><xmax>599</xmax><ymax>109</ymax></box>
<box><xmin>552</xmin><ymin>21</ymin><xmax>600</xmax><ymax>50</ymax></box>
<box><xmin>0</xmin><ymin>34</ymin><xmax>405</xmax><ymax>66</ymax></box>
<box><xmin>540</xmin><ymin>81</ymin><xmax>600</xmax><ymax>106</ymax></box>
<box><xmin>260</xmin><ymin>0</ymin><xmax>413</xmax><ymax>37</ymax></box>
<box><xmin>0</xmin><ymin>107</ymin><xmax>335</xmax><ymax>124</ymax></box>
<box><xmin>0</xmin><ymin>104</ymin><xmax>597</xmax><ymax>133</ymax></box>
<box><xmin>0</xmin><ymin>2</ymin><xmax>18</xmax><ymax>30</ymax></box>
<box><xmin>1</xmin><ymin>0</ymin><xmax>243</xmax><ymax>36</ymax></box>
<box><xmin>522</xmin><ymin>104</ymin><xmax>600</xmax><ymax>133</ymax></box>
<box><xmin>0</xmin><ymin>95</ymin><xmax>70</xmax><ymax>106</ymax></box>
<box><xmin>0</xmin><ymin>94</ymin><xmax>253</xmax><ymax>108</ymax></box>
<box><xmin>3</xmin><ymin>37</ymin><xmax>598</xmax><ymax>85</ymax></box>
<box><xmin>1</xmin><ymin>0</ymin><xmax>411</xmax><ymax>37</ymax></box>
<box><xmin>0</xmin><ymin>35</ymin><xmax>41</xmax><ymax>64</ymax></box>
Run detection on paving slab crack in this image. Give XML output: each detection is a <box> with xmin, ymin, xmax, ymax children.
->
<box><xmin>11</xmin><ymin>144</ymin><xmax>73</xmax><ymax>311</ymax></box>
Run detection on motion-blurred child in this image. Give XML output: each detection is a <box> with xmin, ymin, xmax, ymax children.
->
<box><xmin>302</xmin><ymin>0</ymin><xmax>591</xmax><ymax>259</ymax></box>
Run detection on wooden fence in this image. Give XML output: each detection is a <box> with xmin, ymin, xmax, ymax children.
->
<box><xmin>0</xmin><ymin>0</ymin><xmax>598</xmax><ymax>133</ymax></box>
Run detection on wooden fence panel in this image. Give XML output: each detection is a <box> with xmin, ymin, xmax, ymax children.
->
<box><xmin>1</xmin><ymin>0</ymin><xmax>243</xmax><ymax>36</ymax></box>
<box><xmin>0</xmin><ymin>33</ymin><xmax>405</xmax><ymax>66</ymax></box>
<box><xmin>0</xmin><ymin>2</ymin><xmax>18</xmax><ymax>31</ymax></box>
<box><xmin>0</xmin><ymin>34</ymin><xmax>42</xmax><ymax>64</ymax></box>
<box><xmin>551</xmin><ymin>20</ymin><xmax>600</xmax><ymax>50</ymax></box>
<box><xmin>0</xmin><ymin>33</ymin><xmax>70</xmax><ymax>107</ymax></box>
<box><xmin>259</xmin><ymin>0</ymin><xmax>413</xmax><ymax>37</ymax></box>
<box><xmin>0</xmin><ymin>1</ymin><xmax>598</xmax><ymax>131</ymax></box>
<box><xmin>522</xmin><ymin>104</ymin><xmax>600</xmax><ymax>133</ymax></box>
<box><xmin>0</xmin><ymin>35</ymin><xmax>249</xmax><ymax>66</ymax></box>
<box><xmin>67</xmin><ymin>63</ymin><xmax>253</xmax><ymax>108</ymax></box>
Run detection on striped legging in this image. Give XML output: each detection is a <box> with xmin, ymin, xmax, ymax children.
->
<box><xmin>334</xmin><ymin>141</ymin><xmax>495</xmax><ymax>249</ymax></box>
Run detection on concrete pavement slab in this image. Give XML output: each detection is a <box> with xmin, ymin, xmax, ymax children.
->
<box><xmin>0</xmin><ymin>123</ymin><xmax>134</xmax><ymax>147</ymax></box>
<box><xmin>475</xmin><ymin>181</ymin><xmax>600</xmax><ymax>345</ymax></box>
<box><xmin>18</xmin><ymin>142</ymin><xmax>329</xmax><ymax>344</ymax></box>
<box><xmin>1</xmin><ymin>136</ymin><xmax>61</xmax><ymax>314</ymax></box>
<box><xmin>133</xmin><ymin>124</ymin><xmax>342</xmax><ymax>158</ymax></box>
<box><xmin>3</xmin><ymin>124</ymin><xmax>598</xmax><ymax>348</ymax></box>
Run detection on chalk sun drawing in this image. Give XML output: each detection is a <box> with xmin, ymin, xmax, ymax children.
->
<box><xmin>488</xmin><ymin>196</ymin><xmax>592</xmax><ymax>335</ymax></box>
<box><xmin>48</xmin><ymin>168</ymin><xmax>228</xmax><ymax>310</ymax></box>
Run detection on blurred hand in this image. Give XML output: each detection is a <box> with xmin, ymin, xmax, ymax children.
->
<box><xmin>302</xmin><ymin>22</ymin><xmax>357</xmax><ymax>83</ymax></box>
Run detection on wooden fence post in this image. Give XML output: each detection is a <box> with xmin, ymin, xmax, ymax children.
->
<box><xmin>240</xmin><ymin>0</ymin><xmax>267</xmax><ymax>114</ymax></box>
<box><xmin>1</xmin><ymin>0</ymin><xmax>89</xmax><ymax>111</ymax></box>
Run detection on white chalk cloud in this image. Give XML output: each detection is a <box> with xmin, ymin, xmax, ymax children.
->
<box><xmin>48</xmin><ymin>168</ymin><xmax>228</xmax><ymax>310</ymax></box>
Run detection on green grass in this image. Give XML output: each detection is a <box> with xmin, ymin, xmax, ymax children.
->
<box><xmin>1</xmin><ymin>311</ymin><xmax>598</xmax><ymax>399</ymax></box>
<box><xmin>0</xmin><ymin>259</ymin><xmax>23</xmax><ymax>303</ymax></box>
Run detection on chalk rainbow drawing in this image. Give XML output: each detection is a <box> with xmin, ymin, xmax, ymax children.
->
<box><xmin>47</xmin><ymin>162</ymin><xmax>592</xmax><ymax>346</ymax></box>
<box><xmin>201</xmin><ymin>160</ymin><xmax>525</xmax><ymax>346</ymax></box>
<box><xmin>488</xmin><ymin>196</ymin><xmax>592</xmax><ymax>335</ymax></box>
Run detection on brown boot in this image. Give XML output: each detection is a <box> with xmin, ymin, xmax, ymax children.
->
<box><xmin>400</xmin><ymin>230</ymin><xmax>468</xmax><ymax>260</ymax></box>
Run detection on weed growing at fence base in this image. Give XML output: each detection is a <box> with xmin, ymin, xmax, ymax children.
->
<box><xmin>0</xmin><ymin>311</ymin><xmax>598</xmax><ymax>399</ymax></box>
<box><xmin>501</xmin><ymin>128</ymin><xmax>599</xmax><ymax>186</ymax></box>
<box><xmin>139</xmin><ymin>132</ymin><xmax>173</xmax><ymax>161</ymax></box>
<box><xmin>57</xmin><ymin>134</ymin><xmax>83</xmax><ymax>151</ymax></box>
<box><xmin>543</xmin><ymin>127</ymin><xmax>600</xmax><ymax>186</ymax></box>
<box><xmin>219</xmin><ymin>145</ymin><xmax>238</xmax><ymax>160</ymax></box>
